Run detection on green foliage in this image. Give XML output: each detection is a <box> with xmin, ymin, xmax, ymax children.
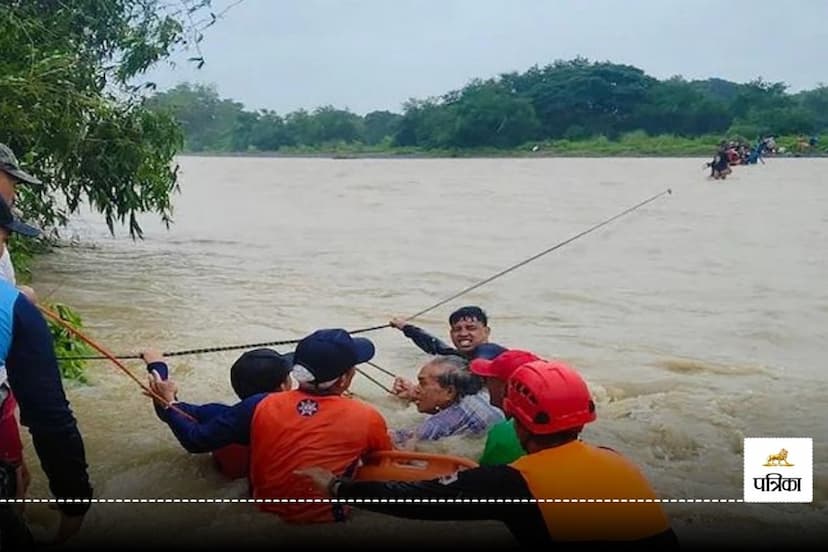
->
<box><xmin>1</xmin><ymin>1</ymin><xmax>226</xmax><ymax>384</ymax></box>
<box><xmin>795</xmin><ymin>86</ymin><xmax>828</xmax><ymax>131</ymax></box>
<box><xmin>46</xmin><ymin>304</ymin><xmax>96</xmax><ymax>383</ymax></box>
<box><xmin>446</xmin><ymin>80</ymin><xmax>540</xmax><ymax>147</ymax></box>
<box><xmin>363</xmin><ymin>111</ymin><xmax>403</xmax><ymax>145</ymax></box>
<box><xmin>634</xmin><ymin>78</ymin><xmax>731</xmax><ymax>136</ymax></box>
<box><xmin>150</xmin><ymin>58</ymin><xmax>826</xmax><ymax>153</ymax></box>
<box><xmin>0</xmin><ymin>0</ymin><xmax>218</xmax><ymax>238</ymax></box>
<box><xmin>7</xmin><ymin>235</ymin><xmax>49</xmax><ymax>285</ymax></box>
<box><xmin>393</xmin><ymin>99</ymin><xmax>456</xmax><ymax>148</ymax></box>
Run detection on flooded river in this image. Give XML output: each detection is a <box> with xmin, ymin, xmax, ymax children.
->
<box><xmin>26</xmin><ymin>156</ymin><xmax>827</xmax><ymax>549</ymax></box>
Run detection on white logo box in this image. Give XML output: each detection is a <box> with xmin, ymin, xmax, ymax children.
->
<box><xmin>743</xmin><ymin>438</ymin><xmax>813</xmax><ymax>503</ymax></box>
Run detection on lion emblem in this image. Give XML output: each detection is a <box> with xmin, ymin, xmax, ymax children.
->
<box><xmin>763</xmin><ymin>448</ymin><xmax>794</xmax><ymax>467</ymax></box>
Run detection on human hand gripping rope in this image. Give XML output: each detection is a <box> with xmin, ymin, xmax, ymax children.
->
<box><xmin>39</xmin><ymin>305</ymin><xmax>197</xmax><ymax>422</ymax></box>
<box><xmin>50</xmin><ymin>189</ymin><xmax>671</xmax><ymax>396</ymax></box>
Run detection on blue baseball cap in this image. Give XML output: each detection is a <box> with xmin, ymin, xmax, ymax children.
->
<box><xmin>292</xmin><ymin>329</ymin><xmax>375</xmax><ymax>385</ymax></box>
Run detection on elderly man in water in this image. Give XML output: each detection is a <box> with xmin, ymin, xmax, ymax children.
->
<box><xmin>391</xmin><ymin>355</ymin><xmax>504</xmax><ymax>448</ymax></box>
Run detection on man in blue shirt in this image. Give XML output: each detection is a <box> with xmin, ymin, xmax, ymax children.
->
<box><xmin>389</xmin><ymin>306</ymin><xmax>506</xmax><ymax>400</ymax></box>
<box><xmin>389</xmin><ymin>305</ymin><xmax>497</xmax><ymax>358</ymax></box>
<box><xmin>141</xmin><ymin>347</ymin><xmax>292</xmax><ymax>454</ymax></box>
<box><xmin>142</xmin><ymin>329</ymin><xmax>375</xmax><ymax>455</ymax></box>
<box><xmin>0</xmin><ymin>197</ymin><xmax>93</xmax><ymax>544</ymax></box>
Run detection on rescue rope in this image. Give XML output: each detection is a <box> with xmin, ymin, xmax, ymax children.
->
<box><xmin>355</xmin><ymin>367</ymin><xmax>393</xmax><ymax>394</ymax></box>
<box><xmin>401</xmin><ymin>188</ymin><xmax>672</xmax><ymax>321</ymax></box>
<box><xmin>56</xmin><ymin>325</ymin><xmax>385</xmax><ymax>360</ymax></box>
<box><xmin>40</xmin><ymin>306</ymin><xmax>197</xmax><ymax>422</ymax></box>
<box><xmin>54</xmin><ymin>188</ymin><xmax>672</xmax><ymax>383</ymax></box>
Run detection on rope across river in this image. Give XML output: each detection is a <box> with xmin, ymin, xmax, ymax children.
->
<box><xmin>52</xmin><ymin>188</ymin><xmax>671</xmax><ymax>392</ymax></box>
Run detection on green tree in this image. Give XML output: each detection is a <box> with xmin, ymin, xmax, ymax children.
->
<box><xmin>516</xmin><ymin>59</ymin><xmax>657</xmax><ymax>138</ymax></box>
<box><xmin>0</xmin><ymin>0</ymin><xmax>223</xmax><ymax>238</ymax></box>
<box><xmin>148</xmin><ymin>83</ymin><xmax>244</xmax><ymax>152</ymax></box>
<box><xmin>795</xmin><ymin>85</ymin><xmax>828</xmax><ymax>131</ymax></box>
<box><xmin>310</xmin><ymin>106</ymin><xmax>364</xmax><ymax>144</ymax></box>
<box><xmin>394</xmin><ymin>98</ymin><xmax>456</xmax><ymax>149</ymax></box>
<box><xmin>448</xmin><ymin>80</ymin><xmax>540</xmax><ymax>147</ymax></box>
<box><xmin>634</xmin><ymin>77</ymin><xmax>731</xmax><ymax>136</ymax></box>
<box><xmin>283</xmin><ymin>109</ymin><xmax>317</xmax><ymax>146</ymax></box>
<box><xmin>248</xmin><ymin>110</ymin><xmax>291</xmax><ymax>151</ymax></box>
<box><xmin>730</xmin><ymin>78</ymin><xmax>792</xmax><ymax>119</ymax></box>
<box><xmin>363</xmin><ymin>111</ymin><xmax>403</xmax><ymax>145</ymax></box>
<box><xmin>690</xmin><ymin>78</ymin><xmax>742</xmax><ymax>103</ymax></box>
<box><xmin>146</xmin><ymin>58</ymin><xmax>826</xmax><ymax>154</ymax></box>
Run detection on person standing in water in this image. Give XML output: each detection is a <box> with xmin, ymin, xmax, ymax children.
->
<box><xmin>0</xmin><ymin>199</ymin><xmax>93</xmax><ymax>545</ymax></box>
<box><xmin>707</xmin><ymin>142</ymin><xmax>732</xmax><ymax>179</ymax></box>
<box><xmin>298</xmin><ymin>360</ymin><xmax>679</xmax><ymax>547</ymax></box>
<box><xmin>390</xmin><ymin>306</ymin><xmax>506</xmax><ymax>400</ymax></box>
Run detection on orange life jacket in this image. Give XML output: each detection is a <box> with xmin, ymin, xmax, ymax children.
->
<box><xmin>509</xmin><ymin>441</ymin><xmax>671</xmax><ymax>541</ymax></box>
<box><xmin>249</xmin><ymin>390</ymin><xmax>392</xmax><ymax>523</ymax></box>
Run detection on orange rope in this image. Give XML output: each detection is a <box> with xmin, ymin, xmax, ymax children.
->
<box><xmin>39</xmin><ymin>306</ymin><xmax>197</xmax><ymax>422</ymax></box>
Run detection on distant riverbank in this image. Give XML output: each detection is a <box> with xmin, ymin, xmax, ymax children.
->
<box><xmin>178</xmin><ymin>132</ymin><xmax>827</xmax><ymax>159</ymax></box>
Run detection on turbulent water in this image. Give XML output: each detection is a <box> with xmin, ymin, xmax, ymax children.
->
<box><xmin>24</xmin><ymin>156</ymin><xmax>827</xmax><ymax>548</ymax></box>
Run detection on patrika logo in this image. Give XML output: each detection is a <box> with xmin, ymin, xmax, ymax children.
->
<box><xmin>744</xmin><ymin>438</ymin><xmax>812</xmax><ymax>503</ymax></box>
<box><xmin>762</xmin><ymin>449</ymin><xmax>793</xmax><ymax>467</ymax></box>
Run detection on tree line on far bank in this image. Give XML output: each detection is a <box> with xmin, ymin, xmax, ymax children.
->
<box><xmin>148</xmin><ymin>58</ymin><xmax>828</xmax><ymax>153</ymax></box>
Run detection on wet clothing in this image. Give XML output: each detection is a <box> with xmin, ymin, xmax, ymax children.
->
<box><xmin>391</xmin><ymin>393</ymin><xmax>504</xmax><ymax>445</ymax></box>
<box><xmin>0</xmin><ymin>281</ymin><xmax>92</xmax><ymax>517</ymax></box>
<box><xmin>249</xmin><ymin>389</ymin><xmax>392</xmax><ymax>523</ymax></box>
<box><xmin>159</xmin><ymin>398</ymin><xmax>253</xmax><ymax>476</ymax></box>
<box><xmin>478</xmin><ymin>418</ymin><xmax>525</xmax><ymax>466</ymax></box>
<box><xmin>152</xmin><ymin>374</ymin><xmax>393</xmax><ymax>523</ymax></box>
<box><xmin>211</xmin><ymin>443</ymin><xmax>249</xmax><ymax>479</ymax></box>
<box><xmin>711</xmin><ymin>151</ymin><xmax>729</xmax><ymax>172</ymax></box>
<box><xmin>399</xmin><ymin>324</ymin><xmax>458</xmax><ymax>356</ymax></box>
<box><xmin>1</xmin><ymin>459</ymin><xmax>34</xmax><ymax>549</ymax></box>
<box><xmin>398</xmin><ymin>324</ymin><xmax>503</xmax><ymax>359</ymax></box>
<box><xmin>152</xmin><ymin>388</ymin><xmax>263</xmax><ymax>454</ymax></box>
<box><xmin>0</xmin><ymin>247</ymin><xmax>23</xmax><ymax>469</ymax></box>
<box><xmin>157</xmin><ymin>395</ymin><xmax>251</xmax><ymax>479</ymax></box>
<box><xmin>0</xmin><ymin>392</ymin><xmax>23</xmax><ymax>465</ymax></box>
<box><xmin>334</xmin><ymin>440</ymin><xmax>678</xmax><ymax>547</ymax></box>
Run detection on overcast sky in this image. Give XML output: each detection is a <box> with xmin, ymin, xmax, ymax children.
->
<box><xmin>146</xmin><ymin>0</ymin><xmax>828</xmax><ymax>115</ymax></box>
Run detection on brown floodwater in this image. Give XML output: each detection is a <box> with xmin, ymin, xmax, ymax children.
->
<box><xmin>25</xmin><ymin>156</ymin><xmax>827</xmax><ymax>548</ymax></box>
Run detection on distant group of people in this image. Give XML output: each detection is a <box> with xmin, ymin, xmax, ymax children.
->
<box><xmin>0</xmin><ymin>142</ymin><xmax>679</xmax><ymax>547</ymax></box>
<box><xmin>706</xmin><ymin>136</ymin><xmax>779</xmax><ymax>179</ymax></box>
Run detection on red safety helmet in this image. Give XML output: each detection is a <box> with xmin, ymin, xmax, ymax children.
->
<box><xmin>502</xmin><ymin>360</ymin><xmax>596</xmax><ymax>435</ymax></box>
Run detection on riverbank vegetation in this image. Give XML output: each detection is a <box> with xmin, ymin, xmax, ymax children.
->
<box><xmin>2</xmin><ymin>2</ymin><xmax>825</xmax><ymax>379</ymax></box>
<box><xmin>149</xmin><ymin>59</ymin><xmax>828</xmax><ymax>155</ymax></box>
<box><xmin>1</xmin><ymin>0</ymin><xmax>223</xmax><ymax>379</ymax></box>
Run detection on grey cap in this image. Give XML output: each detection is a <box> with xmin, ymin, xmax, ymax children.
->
<box><xmin>0</xmin><ymin>143</ymin><xmax>43</xmax><ymax>186</ymax></box>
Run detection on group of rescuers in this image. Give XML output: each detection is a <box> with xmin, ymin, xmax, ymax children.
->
<box><xmin>0</xmin><ymin>143</ymin><xmax>678</xmax><ymax>547</ymax></box>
